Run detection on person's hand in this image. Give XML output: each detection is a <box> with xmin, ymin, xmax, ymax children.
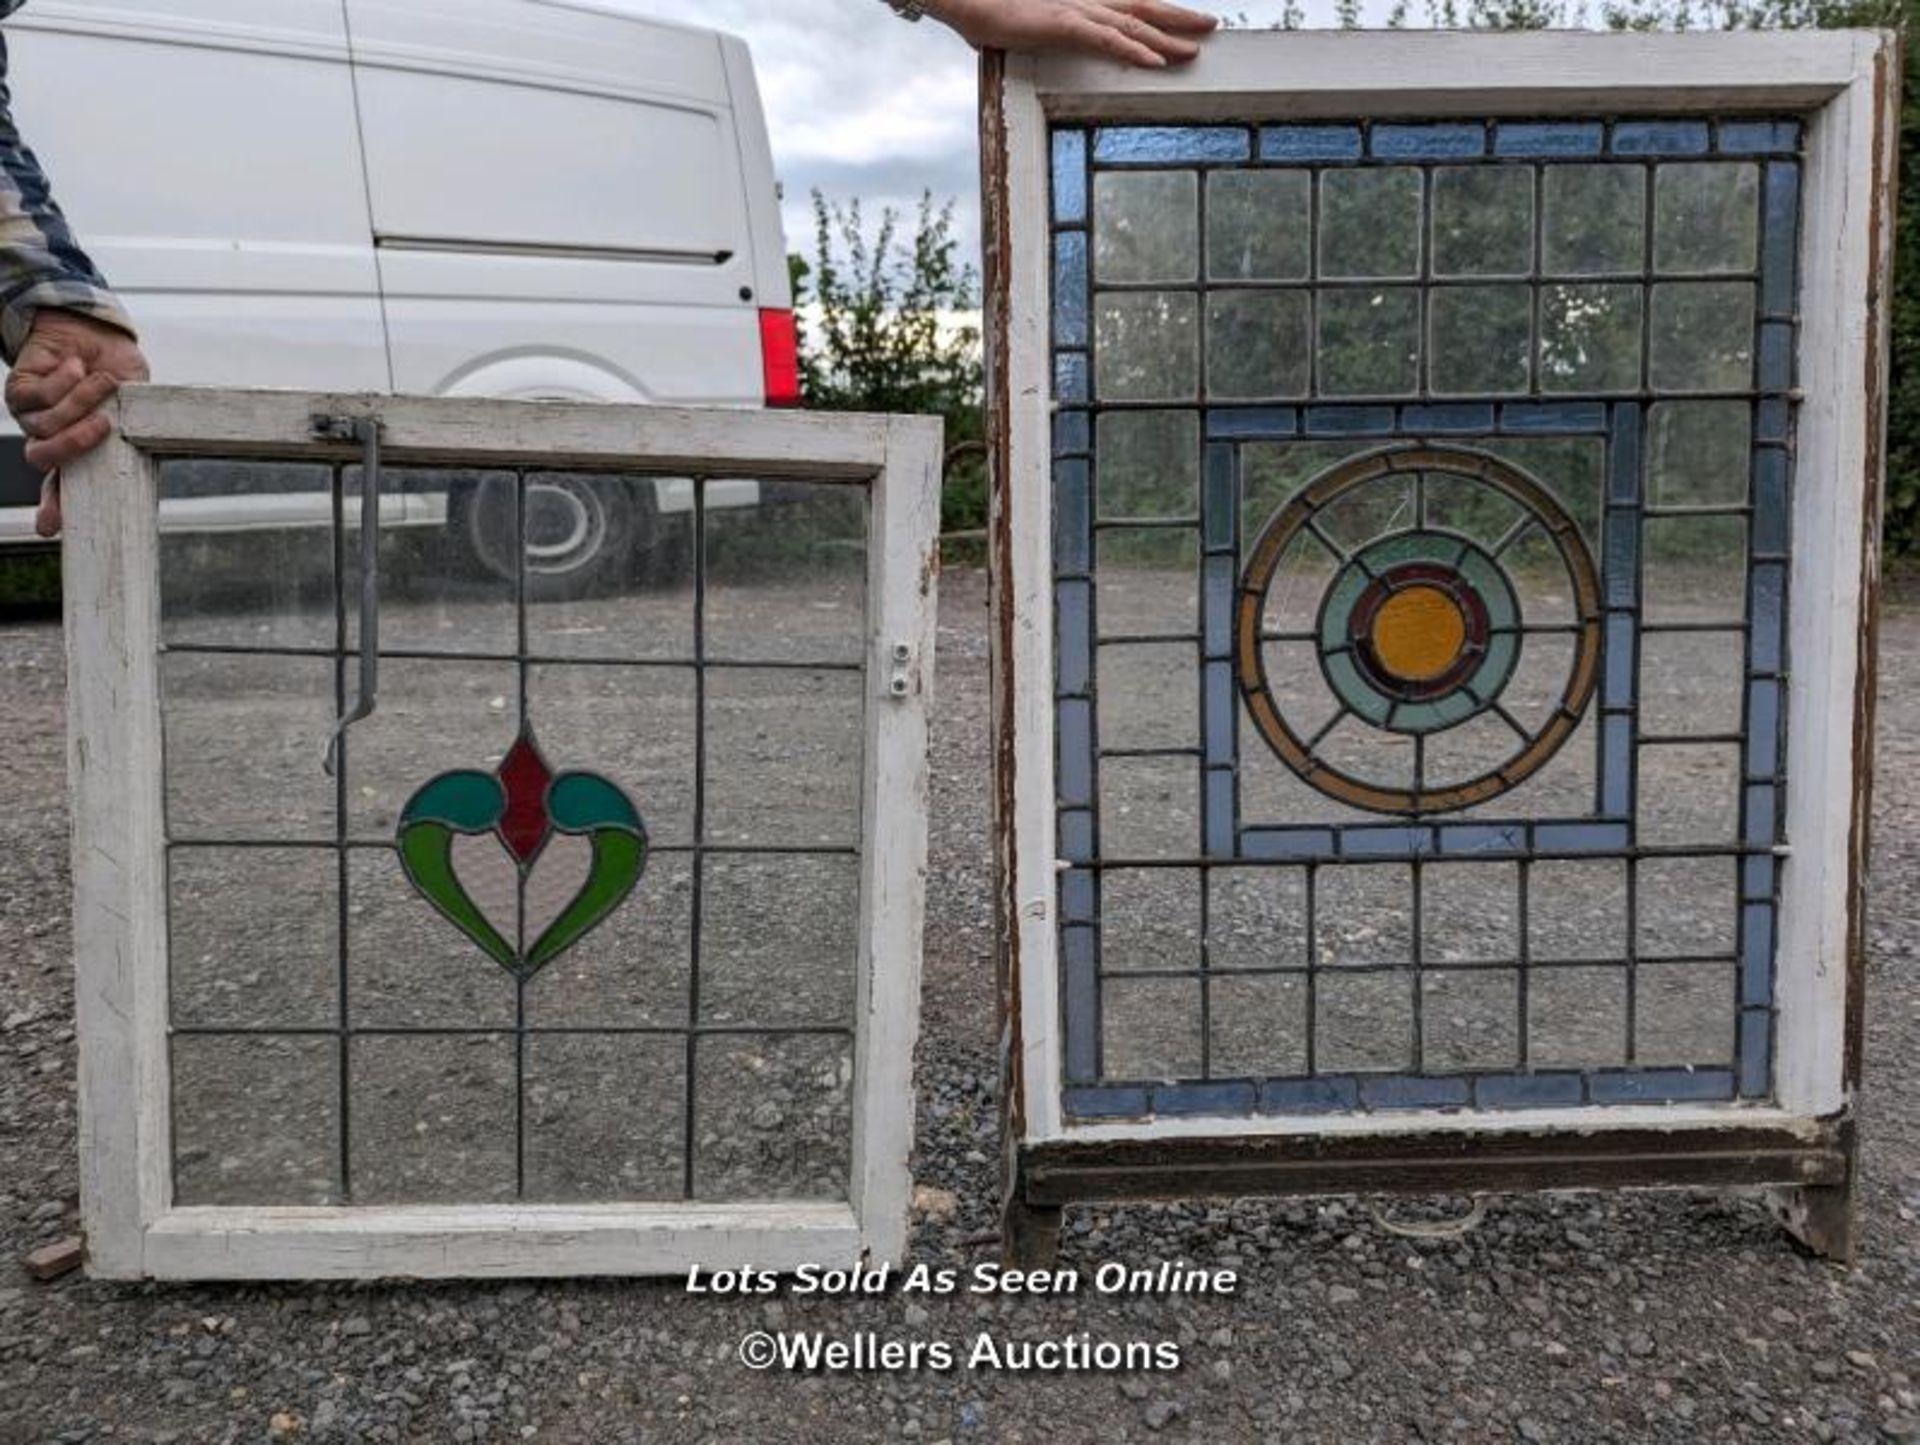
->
<box><xmin>5</xmin><ymin>308</ymin><xmax>149</xmax><ymax>537</ymax></box>
<box><xmin>928</xmin><ymin>0</ymin><xmax>1217</xmax><ymax>67</ymax></box>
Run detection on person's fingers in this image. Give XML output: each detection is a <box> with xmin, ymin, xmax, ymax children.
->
<box><xmin>14</xmin><ymin>369</ymin><xmax>118</xmax><ymax>441</ymax></box>
<box><xmin>3</xmin><ymin>354</ymin><xmax>86</xmax><ymax>416</ymax></box>
<box><xmin>1064</xmin><ymin>11</ymin><xmax>1167</xmax><ymax>65</ymax></box>
<box><xmin>33</xmin><ymin>471</ymin><xmax>60</xmax><ymax>540</ymax></box>
<box><xmin>1113</xmin><ymin>0</ymin><xmax>1219</xmax><ymax>33</ymax></box>
<box><xmin>1088</xmin><ymin>3</ymin><xmax>1202</xmax><ymax>58</ymax></box>
<box><xmin>24</xmin><ymin>411</ymin><xmax>112</xmax><ymax>473</ymax></box>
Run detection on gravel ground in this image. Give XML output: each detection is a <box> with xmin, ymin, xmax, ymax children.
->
<box><xmin>2</xmin><ymin>565</ymin><xmax>1918</xmax><ymax>1444</ymax></box>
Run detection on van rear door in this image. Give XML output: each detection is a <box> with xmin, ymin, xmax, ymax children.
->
<box><xmin>343</xmin><ymin>0</ymin><xmax>767</xmax><ymax>406</ymax></box>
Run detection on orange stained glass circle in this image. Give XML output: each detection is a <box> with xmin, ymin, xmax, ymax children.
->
<box><xmin>1369</xmin><ymin>584</ymin><xmax>1469</xmax><ymax>683</ymax></box>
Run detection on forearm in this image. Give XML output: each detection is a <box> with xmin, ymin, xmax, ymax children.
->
<box><xmin>0</xmin><ymin>30</ymin><xmax>132</xmax><ymax>362</ymax></box>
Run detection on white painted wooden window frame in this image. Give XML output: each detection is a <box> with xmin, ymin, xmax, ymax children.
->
<box><xmin>988</xmin><ymin>31</ymin><xmax>1897</xmax><ymax>1146</ymax></box>
<box><xmin>64</xmin><ymin>387</ymin><xmax>942</xmax><ymax>1279</ymax></box>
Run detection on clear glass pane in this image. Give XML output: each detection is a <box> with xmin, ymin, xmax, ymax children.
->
<box><xmin>1649</xmin><ymin>282</ymin><xmax>1754</xmax><ymax>392</ymax></box>
<box><xmin>344</xmin><ymin>657</ymin><xmax>520</xmax><ymax>840</ymax></box>
<box><xmin>1316</xmin><ymin>865</ymin><xmax>1413</xmax><ymax>966</ymax></box>
<box><xmin>1097</xmin><ymin>641</ymin><xmax>1197</xmax><ymax>751</ymax></box>
<box><xmin>162</xmin><ymin>652</ymin><xmax>336</xmax><ymax>841</ymax></box>
<box><xmin>346</xmin><ymin>466</ymin><xmax>516</xmax><ymax>655</ymax></box>
<box><xmin>1542</xmin><ymin>165</ymin><xmax>1645</xmax><ymax>275</ymax></box>
<box><xmin>1102</xmin><ymin>868</ymin><xmax>1202</xmax><ymax>973</ymax></box>
<box><xmin>1095</xmin><ymin>529</ymin><xmax>1198</xmax><ymax>637</ymax></box>
<box><xmin>1653</xmin><ymin>162</ymin><xmax>1759</xmax><ymax>274</ymax></box>
<box><xmin>1428</xmin><ymin>284</ymin><xmax>1532</xmax><ymax>395</ymax></box>
<box><xmin>1207</xmin><ymin>866</ymin><xmax>1308</xmax><ymax>970</ymax></box>
<box><xmin>1207</xmin><ymin>290</ymin><xmax>1311</xmax><ymax>400</ymax></box>
<box><xmin>1637</xmin><ymin>743</ymin><xmax>1741</xmax><ymax>845</ymax></box>
<box><xmin>1209</xmin><ymin>973</ymin><xmax>1307</xmax><ymax>1076</ymax></box>
<box><xmin>1319</xmin><ymin>168</ymin><xmax>1422</xmax><ymax>279</ymax></box>
<box><xmin>1094</xmin><ymin>291</ymin><xmax>1200</xmax><ymax>401</ymax></box>
<box><xmin>1316</xmin><ymin>971</ymin><xmax>1414</xmax><ymax>1071</ymax></box>
<box><xmin>1206</xmin><ymin>170</ymin><xmax>1309</xmax><ymax>280</ymax></box>
<box><xmin>158</xmin><ymin>459</ymin><xmax>335</xmax><ymax>649</ymax></box>
<box><xmin>346</xmin><ymin>845</ymin><xmax>516</xmax><ymax>1028</ymax></box>
<box><xmin>1636</xmin><ymin>855</ymin><xmax>1737</xmax><ymax>957</ymax></box>
<box><xmin>348</xmin><ymin>1034</ymin><xmax>517</xmax><ymax>1204</ymax></box>
<box><xmin>1639</xmin><ymin>630</ymin><xmax>1744</xmax><ymax>735</ymax></box>
<box><xmin>703</xmin><ymin>668</ymin><xmax>863</xmax><ymax>847</ymax></box>
<box><xmin>170</xmin><ymin>846</ymin><xmax>338</xmax><ymax>1029</ymax></box>
<box><xmin>1093</xmin><ymin>170</ymin><xmax>1199</xmax><ymax>284</ymax></box>
<box><xmin>1431</xmin><ymin>166</ymin><xmax>1533</xmax><ymax>278</ymax></box>
<box><xmin>523</xmin><ymin>851</ymin><xmax>692</xmax><ymax>1028</ymax></box>
<box><xmin>706</xmin><ymin>481</ymin><xmax>866</xmax><ymax>665</ymax></box>
<box><xmin>1421</xmin><ymin>862</ymin><xmax>1519</xmax><ymax>964</ymax></box>
<box><xmin>1635</xmin><ymin>963</ymin><xmax>1735</xmax><ymax>1064</ymax></box>
<box><xmin>1422</xmin><ymin>970</ymin><xmax>1519</xmax><ymax>1070</ymax></box>
<box><xmin>1103</xmin><ymin>976</ymin><xmax>1203</xmax><ymax>1078</ymax></box>
<box><xmin>1098</xmin><ymin>755</ymin><xmax>1198</xmax><ymax>857</ymax></box>
<box><xmin>1648</xmin><ymin>401</ymin><xmax>1749</xmax><ymax>506</ymax></box>
<box><xmin>519</xmin><ymin>472</ymin><xmax>695</xmax><ymax>660</ymax></box>
<box><xmin>1317</xmin><ymin>287</ymin><xmax>1420</xmax><ymax>396</ymax></box>
<box><xmin>1539</xmin><ymin>283</ymin><xmax>1643</xmax><ymax>393</ymax></box>
<box><xmin>526</xmin><ymin>664</ymin><xmax>698</xmax><ymax>848</ymax></box>
<box><xmin>693</xmin><ymin>1034</ymin><xmax>852</xmax><ymax>1201</ymax></box>
<box><xmin>1528</xmin><ymin>966</ymin><xmax>1627</xmax><ymax>1067</ymax></box>
<box><xmin>1527</xmin><ymin>859</ymin><xmax>1627</xmax><ymax>961</ymax></box>
<box><xmin>1096</xmin><ymin>411</ymin><xmax>1201</xmax><ymax>519</ymax></box>
<box><xmin>1643</xmin><ymin>515</ymin><xmax>1747</xmax><ymax>622</ymax></box>
<box><xmin>172</xmin><ymin>1035</ymin><xmax>339</xmax><ymax>1205</ymax></box>
<box><xmin>700</xmin><ymin>853</ymin><xmax>859</xmax><ymax>1027</ymax></box>
<box><xmin>523</xmin><ymin>1035</ymin><xmax>685</xmax><ymax>1201</ymax></box>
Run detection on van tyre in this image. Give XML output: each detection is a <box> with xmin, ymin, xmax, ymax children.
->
<box><xmin>459</xmin><ymin>473</ymin><xmax>686</xmax><ymax>599</ymax></box>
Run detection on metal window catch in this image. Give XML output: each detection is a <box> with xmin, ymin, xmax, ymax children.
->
<box><xmin>318</xmin><ymin>413</ymin><xmax>382</xmax><ymax>775</ymax></box>
<box><xmin>887</xmin><ymin>640</ymin><xmax>913</xmax><ymax>698</ymax></box>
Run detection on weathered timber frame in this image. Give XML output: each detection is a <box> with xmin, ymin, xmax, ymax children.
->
<box><xmin>981</xmin><ymin>31</ymin><xmax>1898</xmax><ymax>1262</ymax></box>
<box><xmin>65</xmin><ymin>387</ymin><xmax>942</xmax><ymax>1279</ymax></box>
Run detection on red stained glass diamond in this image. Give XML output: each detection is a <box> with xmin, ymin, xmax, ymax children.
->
<box><xmin>496</xmin><ymin>730</ymin><xmax>554</xmax><ymax>864</ymax></box>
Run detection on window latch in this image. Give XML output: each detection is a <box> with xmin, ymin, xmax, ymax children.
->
<box><xmin>316</xmin><ymin>413</ymin><xmax>382</xmax><ymax>776</ymax></box>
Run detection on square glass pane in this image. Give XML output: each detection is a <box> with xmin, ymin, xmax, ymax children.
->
<box><xmin>1635</xmin><ymin>962</ymin><xmax>1735</xmax><ymax>1064</ymax></box>
<box><xmin>1096</xmin><ymin>410</ymin><xmax>1201</xmax><ymax>520</ymax></box>
<box><xmin>1528</xmin><ymin>966</ymin><xmax>1627</xmax><ymax>1067</ymax></box>
<box><xmin>1428</xmin><ymin>285</ymin><xmax>1532</xmax><ymax>395</ymax></box>
<box><xmin>1207</xmin><ymin>290</ymin><xmax>1311</xmax><ymax>400</ymax></box>
<box><xmin>1431</xmin><ymin>166</ymin><xmax>1533</xmax><ymax>277</ymax></box>
<box><xmin>171</xmin><ymin>1035</ymin><xmax>339</xmax><ymax>1206</ymax></box>
<box><xmin>1649</xmin><ymin>282</ymin><xmax>1754</xmax><ymax>392</ymax></box>
<box><xmin>349</xmin><ymin>1034</ymin><xmax>518</xmax><ymax>1204</ymax></box>
<box><xmin>1206</xmin><ymin>170</ymin><xmax>1309</xmax><ymax>280</ymax></box>
<box><xmin>158</xmin><ymin>459</ymin><xmax>336</xmax><ymax>649</ymax></box>
<box><xmin>1649</xmin><ymin>401</ymin><xmax>1749</xmax><ymax>506</ymax></box>
<box><xmin>1527</xmin><ymin>859</ymin><xmax>1627</xmax><ymax>961</ymax></box>
<box><xmin>344</xmin><ymin>657</ymin><xmax>520</xmax><ymax>840</ymax></box>
<box><xmin>1542</xmin><ymin>165</ymin><xmax>1645</xmax><ymax>275</ymax></box>
<box><xmin>1654</xmin><ymin>162</ymin><xmax>1759</xmax><ymax>274</ymax></box>
<box><xmin>1095</xmin><ymin>291</ymin><xmax>1200</xmax><ymax>401</ymax></box>
<box><xmin>521</xmin><ymin>473</ymin><xmax>696</xmax><ymax>661</ymax></box>
<box><xmin>170</xmin><ymin>846</ymin><xmax>338</xmax><ymax>1029</ymax></box>
<box><xmin>700</xmin><ymin>853</ymin><xmax>859</xmax><ymax>1027</ymax></box>
<box><xmin>1097</xmin><ymin>641</ymin><xmax>1197</xmax><ymax>750</ymax></box>
<box><xmin>346</xmin><ymin>844</ymin><xmax>516</xmax><ymax>1028</ymax></box>
<box><xmin>1539</xmin><ymin>284</ymin><xmax>1642</xmax><ymax>393</ymax></box>
<box><xmin>1319</xmin><ymin>168</ymin><xmax>1421</xmax><ymax>279</ymax></box>
<box><xmin>1102</xmin><ymin>868</ymin><xmax>1202</xmax><ymax>973</ymax></box>
<box><xmin>1207</xmin><ymin>866</ymin><xmax>1308</xmax><ymax>970</ymax></box>
<box><xmin>1636</xmin><ymin>743</ymin><xmax>1741</xmax><ymax>846</ymax></box>
<box><xmin>706</xmin><ymin>481</ymin><xmax>866</xmax><ymax>665</ymax></box>
<box><xmin>1639</xmin><ymin>630</ymin><xmax>1744</xmax><ymax>735</ymax></box>
<box><xmin>693</xmin><ymin>1033</ymin><xmax>852</xmax><ymax>1202</ymax></box>
<box><xmin>1315</xmin><ymin>970</ymin><xmax>1414</xmax><ymax>1072</ymax></box>
<box><xmin>1636</xmin><ymin>855</ymin><xmax>1737</xmax><ymax>957</ymax></box>
<box><xmin>1421</xmin><ymin>969</ymin><xmax>1520</xmax><ymax>1070</ymax></box>
<box><xmin>703</xmin><ymin>668</ymin><xmax>863</xmax><ymax>847</ymax></box>
<box><xmin>1420</xmin><ymin>862</ymin><xmax>1519</xmax><ymax>964</ymax></box>
<box><xmin>1209</xmin><ymin>973</ymin><xmax>1307</xmax><ymax>1077</ymax></box>
<box><xmin>1317</xmin><ymin>287</ymin><xmax>1420</xmax><ymax>397</ymax></box>
<box><xmin>1095</xmin><ymin>529</ymin><xmax>1198</xmax><ymax>637</ymax></box>
<box><xmin>1643</xmin><ymin>514</ymin><xmax>1747</xmax><ymax>623</ymax></box>
<box><xmin>522</xmin><ymin>851</ymin><xmax>692</xmax><ymax>1028</ymax></box>
<box><xmin>1098</xmin><ymin>755</ymin><xmax>1198</xmax><ymax>857</ymax></box>
<box><xmin>526</xmin><ymin>663</ymin><xmax>697</xmax><ymax>848</ymax></box>
<box><xmin>1102</xmin><ymin>976</ymin><xmax>1203</xmax><ymax>1079</ymax></box>
<box><xmin>1315</xmin><ymin>864</ymin><xmax>1413</xmax><ymax>966</ymax></box>
<box><xmin>523</xmin><ymin>1035</ymin><xmax>685</xmax><ymax>1201</ymax></box>
<box><xmin>1093</xmin><ymin>170</ymin><xmax>1199</xmax><ymax>284</ymax></box>
<box><xmin>162</xmin><ymin>652</ymin><xmax>336</xmax><ymax>842</ymax></box>
<box><xmin>347</xmin><ymin>466</ymin><xmax>516</xmax><ymax>656</ymax></box>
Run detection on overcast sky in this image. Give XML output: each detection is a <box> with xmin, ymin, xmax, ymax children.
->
<box><xmin>617</xmin><ymin>1</ymin><xmax>1387</xmax><ymax>270</ymax></box>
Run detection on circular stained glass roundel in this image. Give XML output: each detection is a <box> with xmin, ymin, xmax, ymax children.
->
<box><xmin>1236</xmin><ymin>446</ymin><xmax>1602</xmax><ymax>816</ymax></box>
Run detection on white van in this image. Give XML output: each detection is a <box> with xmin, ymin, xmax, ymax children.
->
<box><xmin>0</xmin><ymin>0</ymin><xmax>797</xmax><ymax>588</ymax></box>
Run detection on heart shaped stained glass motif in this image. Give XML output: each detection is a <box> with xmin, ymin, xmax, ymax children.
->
<box><xmin>395</xmin><ymin>726</ymin><xmax>648</xmax><ymax>977</ymax></box>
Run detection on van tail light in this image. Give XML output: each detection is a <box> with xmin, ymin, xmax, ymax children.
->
<box><xmin>759</xmin><ymin>308</ymin><xmax>802</xmax><ymax>408</ymax></box>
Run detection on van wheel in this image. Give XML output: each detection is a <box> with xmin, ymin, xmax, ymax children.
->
<box><xmin>460</xmin><ymin>473</ymin><xmax>681</xmax><ymax>599</ymax></box>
